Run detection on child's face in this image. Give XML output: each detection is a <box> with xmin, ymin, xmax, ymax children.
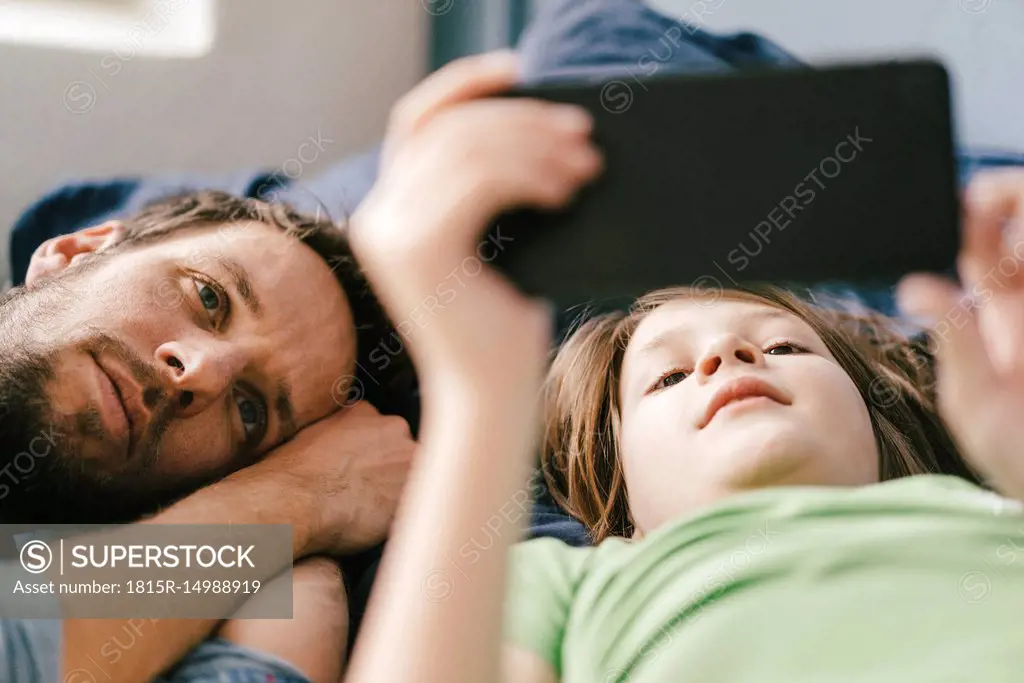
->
<box><xmin>618</xmin><ymin>297</ymin><xmax>879</xmax><ymax>534</ymax></box>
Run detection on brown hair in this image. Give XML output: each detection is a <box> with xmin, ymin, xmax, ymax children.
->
<box><xmin>541</xmin><ymin>285</ymin><xmax>977</xmax><ymax>543</ymax></box>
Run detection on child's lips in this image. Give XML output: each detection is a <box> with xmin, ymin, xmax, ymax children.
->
<box><xmin>699</xmin><ymin>376</ymin><xmax>791</xmax><ymax>428</ymax></box>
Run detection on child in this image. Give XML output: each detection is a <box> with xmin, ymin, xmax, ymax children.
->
<box><xmin>539</xmin><ymin>284</ymin><xmax>977</xmax><ymax>542</ymax></box>
<box><xmin>342</xmin><ymin>52</ymin><xmax>1024</xmax><ymax>682</ymax></box>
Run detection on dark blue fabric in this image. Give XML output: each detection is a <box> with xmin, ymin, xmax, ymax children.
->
<box><xmin>9</xmin><ymin>171</ymin><xmax>286</xmax><ymax>286</ymax></box>
<box><xmin>7</xmin><ymin>160</ymin><xmax>377</xmax><ymax>286</ymax></box>
<box><xmin>526</xmin><ymin>486</ymin><xmax>592</xmax><ymax>547</ymax></box>
<box><xmin>518</xmin><ymin>0</ymin><xmax>803</xmax><ymax>82</ymax></box>
<box><xmin>10</xmin><ymin>179</ymin><xmax>138</xmax><ymax>286</ymax></box>
<box><xmin>0</xmin><ymin>617</ymin><xmax>61</xmax><ymax>683</ymax></box>
<box><xmin>156</xmin><ymin>638</ymin><xmax>310</xmax><ymax>683</ymax></box>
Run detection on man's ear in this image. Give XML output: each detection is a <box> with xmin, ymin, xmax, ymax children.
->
<box><xmin>25</xmin><ymin>221</ymin><xmax>126</xmax><ymax>285</ymax></box>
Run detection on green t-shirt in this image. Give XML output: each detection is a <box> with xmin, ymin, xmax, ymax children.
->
<box><xmin>505</xmin><ymin>475</ymin><xmax>1024</xmax><ymax>682</ymax></box>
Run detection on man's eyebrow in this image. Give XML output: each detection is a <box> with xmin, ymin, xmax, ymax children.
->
<box><xmin>275</xmin><ymin>380</ymin><xmax>297</xmax><ymax>445</ymax></box>
<box><xmin>217</xmin><ymin>256</ymin><xmax>262</xmax><ymax>318</ymax></box>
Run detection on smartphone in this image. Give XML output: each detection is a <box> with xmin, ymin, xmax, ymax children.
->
<box><xmin>489</xmin><ymin>61</ymin><xmax>960</xmax><ymax>311</ymax></box>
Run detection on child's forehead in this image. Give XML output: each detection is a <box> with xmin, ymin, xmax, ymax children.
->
<box><xmin>627</xmin><ymin>297</ymin><xmax>808</xmax><ymax>354</ymax></box>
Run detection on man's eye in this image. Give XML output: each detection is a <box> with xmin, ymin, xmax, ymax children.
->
<box><xmin>198</xmin><ymin>283</ymin><xmax>220</xmax><ymax>311</ymax></box>
<box><xmin>190</xmin><ymin>275</ymin><xmax>230</xmax><ymax>326</ymax></box>
<box><xmin>234</xmin><ymin>392</ymin><xmax>266</xmax><ymax>445</ymax></box>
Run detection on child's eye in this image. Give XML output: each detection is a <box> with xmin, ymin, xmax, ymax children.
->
<box><xmin>765</xmin><ymin>341</ymin><xmax>808</xmax><ymax>356</ymax></box>
<box><xmin>650</xmin><ymin>369</ymin><xmax>689</xmax><ymax>392</ymax></box>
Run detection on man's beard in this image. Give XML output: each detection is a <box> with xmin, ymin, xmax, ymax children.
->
<box><xmin>0</xmin><ymin>329</ymin><xmax>123</xmax><ymax>523</ymax></box>
<box><xmin>0</xmin><ymin>266</ymin><xmax>178</xmax><ymax>524</ymax></box>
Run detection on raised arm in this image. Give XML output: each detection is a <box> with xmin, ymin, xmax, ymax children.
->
<box><xmin>344</xmin><ymin>52</ymin><xmax>602</xmax><ymax>683</ymax></box>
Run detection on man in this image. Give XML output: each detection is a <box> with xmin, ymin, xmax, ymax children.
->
<box><xmin>0</xmin><ymin>190</ymin><xmax>419</xmax><ymax>682</ymax></box>
<box><xmin>0</xmin><ymin>190</ymin><xmax>416</xmax><ymax>524</ymax></box>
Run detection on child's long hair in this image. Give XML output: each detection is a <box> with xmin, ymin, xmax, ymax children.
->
<box><xmin>541</xmin><ymin>285</ymin><xmax>979</xmax><ymax>543</ymax></box>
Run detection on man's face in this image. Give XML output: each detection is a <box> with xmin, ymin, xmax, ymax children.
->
<box><xmin>0</xmin><ymin>221</ymin><xmax>355</xmax><ymax>510</ymax></box>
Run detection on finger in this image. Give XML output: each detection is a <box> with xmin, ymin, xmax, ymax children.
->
<box><xmin>530</xmin><ymin>142</ymin><xmax>605</xmax><ymax>210</ymax></box>
<box><xmin>432</xmin><ymin>99</ymin><xmax>599</xmax><ymax>215</ymax></box>
<box><xmin>493</xmin><ymin>99</ymin><xmax>601</xmax><ymax>178</ymax></box>
<box><xmin>516</xmin><ymin>105</ymin><xmax>602</xmax><ymax>189</ymax></box>
<box><xmin>479</xmin><ymin>98</ymin><xmax>596</xmax><ymax>138</ymax></box>
<box><xmin>896</xmin><ymin>273</ymin><xmax>998</xmax><ymax>411</ymax></box>
<box><xmin>388</xmin><ymin>50</ymin><xmax>520</xmax><ymax>143</ymax></box>
<box><xmin>960</xmin><ymin>171</ymin><xmax>1024</xmax><ymax>286</ymax></box>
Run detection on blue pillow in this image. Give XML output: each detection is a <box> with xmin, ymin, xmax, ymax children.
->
<box><xmin>7</xmin><ymin>156</ymin><xmax>379</xmax><ymax>287</ymax></box>
<box><xmin>518</xmin><ymin>0</ymin><xmax>803</xmax><ymax>81</ymax></box>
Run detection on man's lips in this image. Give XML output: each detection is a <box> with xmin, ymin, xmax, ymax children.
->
<box><xmin>92</xmin><ymin>353</ymin><xmax>149</xmax><ymax>459</ymax></box>
<box><xmin>699</xmin><ymin>376</ymin><xmax>791</xmax><ymax>429</ymax></box>
<box><xmin>92</xmin><ymin>356</ymin><xmax>130</xmax><ymax>458</ymax></box>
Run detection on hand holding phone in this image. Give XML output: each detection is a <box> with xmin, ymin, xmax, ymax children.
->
<box><xmin>351</xmin><ymin>52</ymin><xmax>602</xmax><ymax>383</ymax></box>
<box><xmin>490</xmin><ymin>61</ymin><xmax>960</xmax><ymax>311</ymax></box>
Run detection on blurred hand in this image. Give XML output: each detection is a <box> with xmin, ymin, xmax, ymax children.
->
<box><xmin>898</xmin><ymin>170</ymin><xmax>1024</xmax><ymax>499</ymax></box>
<box><xmin>351</xmin><ymin>51</ymin><xmax>603</xmax><ymax>387</ymax></box>
<box><xmin>247</xmin><ymin>401</ymin><xmax>416</xmax><ymax>555</ymax></box>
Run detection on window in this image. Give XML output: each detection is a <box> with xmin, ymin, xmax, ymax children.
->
<box><xmin>0</xmin><ymin>0</ymin><xmax>215</xmax><ymax>57</ymax></box>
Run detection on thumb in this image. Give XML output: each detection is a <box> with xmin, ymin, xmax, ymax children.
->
<box><xmin>896</xmin><ymin>274</ymin><xmax>997</xmax><ymax>412</ymax></box>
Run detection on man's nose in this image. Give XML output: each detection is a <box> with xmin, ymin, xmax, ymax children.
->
<box><xmin>155</xmin><ymin>338</ymin><xmax>248</xmax><ymax>417</ymax></box>
<box><xmin>695</xmin><ymin>334</ymin><xmax>764</xmax><ymax>384</ymax></box>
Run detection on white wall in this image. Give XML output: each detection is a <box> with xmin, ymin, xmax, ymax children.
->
<box><xmin>649</xmin><ymin>0</ymin><xmax>1024</xmax><ymax>152</ymax></box>
<box><xmin>0</xmin><ymin>1</ymin><xmax>429</xmax><ymax>283</ymax></box>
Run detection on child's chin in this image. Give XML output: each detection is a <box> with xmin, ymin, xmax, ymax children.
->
<box><xmin>713</xmin><ymin>419</ymin><xmax>817</xmax><ymax>490</ymax></box>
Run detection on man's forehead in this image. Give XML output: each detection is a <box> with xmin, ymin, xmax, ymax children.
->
<box><xmin>134</xmin><ymin>220</ymin><xmax>330</xmax><ymax>274</ymax></box>
<box><xmin>162</xmin><ymin>220</ymin><xmax>294</xmax><ymax>251</ymax></box>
